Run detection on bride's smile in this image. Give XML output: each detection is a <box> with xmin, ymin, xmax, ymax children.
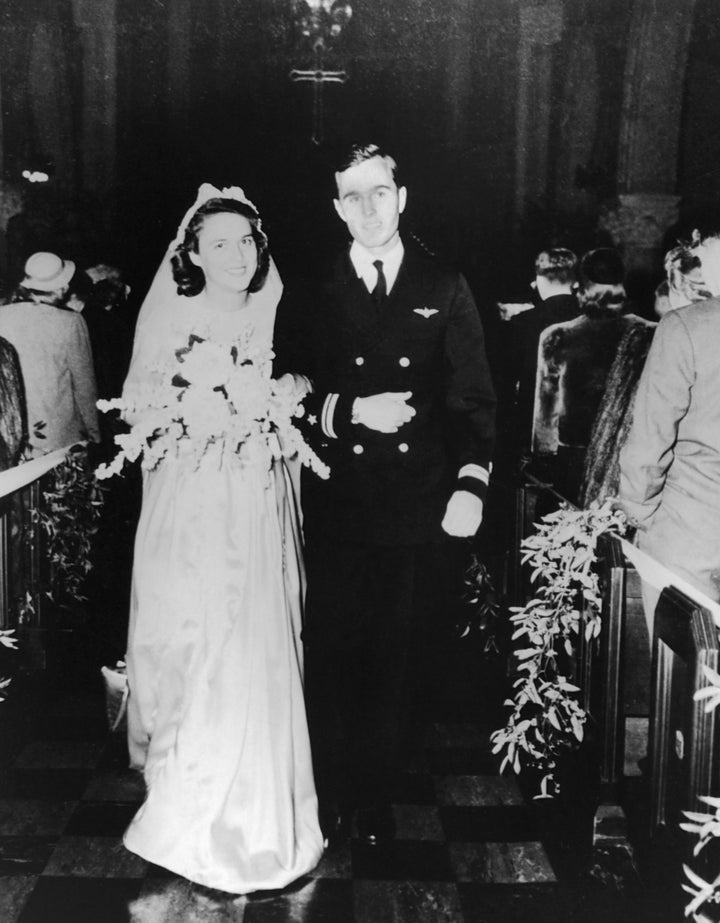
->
<box><xmin>190</xmin><ymin>212</ymin><xmax>259</xmax><ymax>300</ymax></box>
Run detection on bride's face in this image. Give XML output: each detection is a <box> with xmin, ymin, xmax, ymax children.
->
<box><xmin>190</xmin><ymin>212</ymin><xmax>258</xmax><ymax>295</ymax></box>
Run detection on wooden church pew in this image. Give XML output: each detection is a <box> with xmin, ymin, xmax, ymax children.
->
<box><xmin>649</xmin><ymin>586</ymin><xmax>720</xmax><ymax>849</ymax></box>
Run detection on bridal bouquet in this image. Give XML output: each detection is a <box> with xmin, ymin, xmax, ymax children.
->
<box><xmin>95</xmin><ymin>332</ymin><xmax>329</xmax><ymax>480</ymax></box>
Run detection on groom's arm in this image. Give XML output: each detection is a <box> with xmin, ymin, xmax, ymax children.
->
<box><xmin>273</xmin><ymin>287</ymin><xmax>413</xmax><ymax>440</ymax></box>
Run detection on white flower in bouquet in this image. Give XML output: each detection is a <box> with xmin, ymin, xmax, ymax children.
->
<box><xmin>224</xmin><ymin>363</ymin><xmax>274</xmax><ymax>428</ymax></box>
<box><xmin>176</xmin><ymin>337</ymin><xmax>236</xmax><ymax>390</ymax></box>
<box><xmin>180</xmin><ymin>385</ymin><xmax>234</xmax><ymax>442</ymax></box>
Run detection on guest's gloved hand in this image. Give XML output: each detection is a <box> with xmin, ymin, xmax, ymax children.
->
<box><xmin>441</xmin><ymin>490</ymin><xmax>484</xmax><ymax>537</ymax></box>
<box><xmin>353</xmin><ymin>392</ymin><xmax>415</xmax><ymax>433</ymax></box>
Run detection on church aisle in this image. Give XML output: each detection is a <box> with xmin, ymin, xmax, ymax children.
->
<box><xmin>0</xmin><ymin>658</ymin><xmax>682</xmax><ymax>923</ymax></box>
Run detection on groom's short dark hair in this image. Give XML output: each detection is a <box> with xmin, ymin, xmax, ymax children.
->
<box><xmin>334</xmin><ymin>143</ymin><xmax>401</xmax><ymax>190</ymax></box>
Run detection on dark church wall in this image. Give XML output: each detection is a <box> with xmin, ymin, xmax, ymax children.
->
<box><xmin>678</xmin><ymin>0</ymin><xmax>720</xmax><ymax>223</ymax></box>
<box><xmin>1</xmin><ymin>0</ymin><xmax>718</xmax><ymax>306</ymax></box>
<box><xmin>536</xmin><ymin>0</ymin><xmax>630</xmax><ymax>253</ymax></box>
<box><xmin>111</xmin><ymin>0</ymin><xmax>523</xmax><ymax>304</ymax></box>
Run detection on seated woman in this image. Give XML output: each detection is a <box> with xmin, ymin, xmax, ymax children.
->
<box><xmin>531</xmin><ymin>247</ymin><xmax>651</xmax><ymax>504</ymax></box>
<box><xmin>656</xmin><ymin>244</ymin><xmax>712</xmax><ymax>316</ymax></box>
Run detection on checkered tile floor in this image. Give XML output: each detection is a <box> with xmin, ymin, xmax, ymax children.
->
<box><xmin>0</xmin><ymin>668</ymin><xmax>683</xmax><ymax>922</ymax></box>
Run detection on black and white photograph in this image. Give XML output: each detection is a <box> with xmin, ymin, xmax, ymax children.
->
<box><xmin>0</xmin><ymin>1</ymin><xmax>719</xmax><ymax>921</ymax></box>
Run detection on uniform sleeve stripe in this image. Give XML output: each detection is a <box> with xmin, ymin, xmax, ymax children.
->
<box><xmin>321</xmin><ymin>393</ymin><xmax>340</xmax><ymax>438</ymax></box>
<box><xmin>458</xmin><ymin>463</ymin><xmax>490</xmax><ymax>485</ymax></box>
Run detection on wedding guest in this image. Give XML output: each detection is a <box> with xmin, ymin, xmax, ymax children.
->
<box><xmin>579</xmin><ymin>318</ymin><xmax>655</xmax><ymax>508</ymax></box>
<box><xmin>0</xmin><ymin>336</ymin><xmax>25</xmax><ymax>469</ymax></box>
<box><xmin>618</xmin><ymin>224</ymin><xmax>720</xmax><ymax>629</ymax></box>
<box><xmin>509</xmin><ymin>247</ymin><xmax>579</xmax><ymax>456</ymax></box>
<box><xmin>274</xmin><ymin>142</ymin><xmax>496</xmax><ymax>845</ymax></box>
<box><xmin>654</xmin><ymin>244</ymin><xmax>712</xmax><ymax>317</ymax></box>
<box><xmin>532</xmin><ymin>247</ymin><xmax>646</xmax><ymax>503</ymax></box>
<box><xmin>0</xmin><ymin>251</ymin><xmax>99</xmax><ymax>456</ymax></box>
<box><xmin>83</xmin><ymin>272</ymin><xmax>134</xmax><ymax>401</ymax></box>
<box><xmin>63</xmin><ymin>267</ymin><xmax>94</xmax><ymax>314</ymax></box>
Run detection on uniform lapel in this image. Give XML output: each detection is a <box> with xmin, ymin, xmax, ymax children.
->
<box><xmin>376</xmin><ymin>246</ymin><xmax>433</xmax><ymax>340</ymax></box>
<box><xmin>330</xmin><ymin>244</ymin><xmax>433</xmax><ymax>351</ymax></box>
<box><xmin>331</xmin><ymin>250</ymin><xmax>386</xmax><ymax>350</ymax></box>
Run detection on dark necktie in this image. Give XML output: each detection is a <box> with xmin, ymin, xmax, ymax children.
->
<box><xmin>372</xmin><ymin>259</ymin><xmax>387</xmax><ymax>305</ymax></box>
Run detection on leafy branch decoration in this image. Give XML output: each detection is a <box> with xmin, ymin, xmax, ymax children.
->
<box><xmin>457</xmin><ymin>552</ymin><xmax>502</xmax><ymax>651</ymax></box>
<box><xmin>30</xmin><ymin>446</ymin><xmax>105</xmax><ymax>607</ymax></box>
<box><xmin>490</xmin><ymin>500</ymin><xmax>627</xmax><ymax>798</ymax></box>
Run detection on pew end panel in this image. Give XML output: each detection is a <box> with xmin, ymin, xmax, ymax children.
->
<box><xmin>649</xmin><ymin>587</ymin><xmax>720</xmax><ymax>860</ymax></box>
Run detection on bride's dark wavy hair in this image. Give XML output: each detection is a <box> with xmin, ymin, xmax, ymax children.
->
<box><xmin>171</xmin><ymin>199</ymin><xmax>270</xmax><ymax>297</ymax></box>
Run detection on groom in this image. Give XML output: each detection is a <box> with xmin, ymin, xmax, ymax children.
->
<box><xmin>274</xmin><ymin>142</ymin><xmax>496</xmax><ymax>845</ymax></box>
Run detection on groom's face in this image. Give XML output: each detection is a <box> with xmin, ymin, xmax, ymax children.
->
<box><xmin>334</xmin><ymin>156</ymin><xmax>407</xmax><ymax>257</ymax></box>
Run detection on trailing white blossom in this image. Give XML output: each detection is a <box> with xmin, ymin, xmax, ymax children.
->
<box><xmin>96</xmin><ymin>333</ymin><xmax>329</xmax><ymax>482</ymax></box>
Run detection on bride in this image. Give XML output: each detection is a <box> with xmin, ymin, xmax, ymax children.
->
<box><xmin>120</xmin><ymin>184</ymin><xmax>323</xmax><ymax>893</ymax></box>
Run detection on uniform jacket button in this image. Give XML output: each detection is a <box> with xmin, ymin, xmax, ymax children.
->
<box><xmin>355</xmin><ymin>356</ymin><xmax>364</xmax><ymax>366</ymax></box>
<box><xmin>353</xmin><ymin>444</ymin><xmax>364</xmax><ymax>454</ymax></box>
<box><xmin>398</xmin><ymin>443</ymin><xmax>409</xmax><ymax>453</ymax></box>
<box><xmin>399</xmin><ymin>357</ymin><xmax>410</xmax><ymax>367</ymax></box>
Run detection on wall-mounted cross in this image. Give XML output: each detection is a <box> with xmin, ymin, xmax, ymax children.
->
<box><xmin>290</xmin><ymin>60</ymin><xmax>348</xmax><ymax>145</ymax></box>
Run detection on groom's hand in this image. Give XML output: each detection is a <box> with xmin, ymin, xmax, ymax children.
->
<box><xmin>441</xmin><ymin>490</ymin><xmax>484</xmax><ymax>537</ymax></box>
<box><xmin>353</xmin><ymin>392</ymin><xmax>415</xmax><ymax>433</ymax></box>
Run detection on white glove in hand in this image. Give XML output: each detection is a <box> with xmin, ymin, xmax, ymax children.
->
<box><xmin>354</xmin><ymin>392</ymin><xmax>415</xmax><ymax>433</ymax></box>
<box><xmin>441</xmin><ymin>490</ymin><xmax>484</xmax><ymax>537</ymax></box>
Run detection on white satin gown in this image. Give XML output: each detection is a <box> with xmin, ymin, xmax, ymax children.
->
<box><xmin>121</xmin><ymin>277</ymin><xmax>323</xmax><ymax>893</ymax></box>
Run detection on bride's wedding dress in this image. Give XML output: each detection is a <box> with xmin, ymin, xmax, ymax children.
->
<box><xmin>121</xmin><ymin>279</ymin><xmax>323</xmax><ymax>893</ymax></box>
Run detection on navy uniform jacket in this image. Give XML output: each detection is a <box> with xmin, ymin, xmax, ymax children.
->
<box><xmin>273</xmin><ymin>242</ymin><xmax>496</xmax><ymax>546</ymax></box>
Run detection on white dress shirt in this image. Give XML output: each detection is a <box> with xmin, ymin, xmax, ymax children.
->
<box><xmin>349</xmin><ymin>239</ymin><xmax>404</xmax><ymax>296</ymax></box>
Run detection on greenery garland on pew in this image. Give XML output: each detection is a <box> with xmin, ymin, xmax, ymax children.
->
<box><xmin>1</xmin><ymin>448</ymin><xmax>103</xmax><ymax>701</ymax></box>
<box><xmin>26</xmin><ymin>445</ymin><xmax>105</xmax><ymax>613</ymax></box>
<box><xmin>682</xmin><ymin>665</ymin><xmax>720</xmax><ymax>921</ymax></box>
<box><xmin>490</xmin><ymin>499</ymin><xmax>627</xmax><ymax>798</ymax></box>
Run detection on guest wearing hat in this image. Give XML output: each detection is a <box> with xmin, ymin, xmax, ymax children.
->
<box><xmin>0</xmin><ymin>251</ymin><xmax>99</xmax><ymax>457</ymax></box>
<box><xmin>15</xmin><ymin>251</ymin><xmax>77</xmax><ymax>302</ymax></box>
<box><xmin>531</xmin><ymin>247</ymin><xmax>652</xmax><ymax>503</ymax></box>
